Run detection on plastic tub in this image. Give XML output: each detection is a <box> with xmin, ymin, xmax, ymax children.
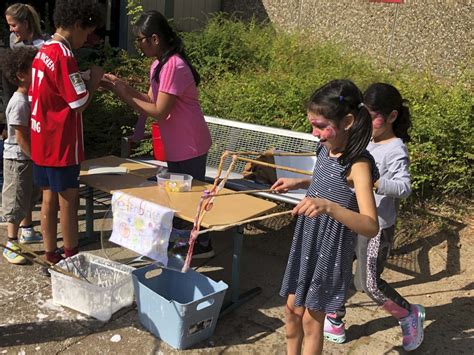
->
<box><xmin>49</xmin><ymin>253</ymin><xmax>135</xmax><ymax>321</ymax></box>
<box><xmin>132</xmin><ymin>265</ymin><xmax>228</xmax><ymax>349</ymax></box>
<box><xmin>157</xmin><ymin>172</ymin><xmax>193</xmax><ymax>192</ymax></box>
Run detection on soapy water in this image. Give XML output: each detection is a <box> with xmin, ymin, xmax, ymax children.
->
<box><xmin>51</xmin><ymin>254</ymin><xmax>135</xmax><ymax>321</ymax></box>
<box><xmin>59</xmin><ymin>255</ymin><xmax>131</xmax><ymax>287</ymax></box>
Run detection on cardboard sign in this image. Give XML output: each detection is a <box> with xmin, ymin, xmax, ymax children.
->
<box><xmin>110</xmin><ymin>191</ymin><xmax>174</xmax><ymax>265</ymax></box>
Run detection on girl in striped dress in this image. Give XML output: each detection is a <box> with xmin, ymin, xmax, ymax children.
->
<box><xmin>272</xmin><ymin>79</ymin><xmax>379</xmax><ymax>354</ymax></box>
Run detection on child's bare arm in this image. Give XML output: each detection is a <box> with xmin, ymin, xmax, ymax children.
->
<box><xmin>271</xmin><ymin>177</ymin><xmax>311</xmax><ymax>193</ymax></box>
<box><xmin>292</xmin><ymin>159</ymin><xmax>379</xmax><ymax>238</ymax></box>
<box><xmin>103</xmin><ymin>73</ymin><xmax>176</xmax><ymax>120</ymax></box>
<box><xmin>338</xmin><ymin>159</ymin><xmax>378</xmax><ymax>237</ymax></box>
<box><xmin>101</xmin><ymin>73</ymin><xmax>151</xmax><ymax>102</ymax></box>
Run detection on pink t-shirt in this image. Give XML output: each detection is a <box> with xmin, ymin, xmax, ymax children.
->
<box><xmin>150</xmin><ymin>55</ymin><xmax>211</xmax><ymax>162</ymax></box>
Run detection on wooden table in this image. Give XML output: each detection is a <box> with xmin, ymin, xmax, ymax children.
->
<box><xmin>80</xmin><ymin>156</ymin><xmax>278</xmax><ymax>315</ymax></box>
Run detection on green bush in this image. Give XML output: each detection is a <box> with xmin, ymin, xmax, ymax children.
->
<box><xmin>184</xmin><ymin>15</ymin><xmax>472</xmax><ymax>198</ymax></box>
<box><xmin>81</xmin><ymin>14</ymin><xmax>472</xmax><ymax>198</ymax></box>
<box><xmin>77</xmin><ymin>47</ymin><xmax>151</xmax><ymax>158</ymax></box>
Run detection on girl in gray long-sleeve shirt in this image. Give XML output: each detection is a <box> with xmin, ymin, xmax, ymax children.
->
<box><xmin>324</xmin><ymin>83</ymin><xmax>425</xmax><ymax>352</ymax></box>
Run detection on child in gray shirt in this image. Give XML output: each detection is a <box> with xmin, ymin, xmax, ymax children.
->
<box><xmin>1</xmin><ymin>47</ymin><xmax>42</xmax><ymax>265</ymax></box>
<box><xmin>324</xmin><ymin>83</ymin><xmax>425</xmax><ymax>352</ymax></box>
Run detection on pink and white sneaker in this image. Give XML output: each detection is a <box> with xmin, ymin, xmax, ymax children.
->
<box><xmin>399</xmin><ymin>304</ymin><xmax>426</xmax><ymax>351</ymax></box>
<box><xmin>324</xmin><ymin>315</ymin><xmax>346</xmax><ymax>343</ymax></box>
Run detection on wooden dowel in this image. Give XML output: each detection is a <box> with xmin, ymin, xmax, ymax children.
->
<box><xmin>0</xmin><ymin>243</ymin><xmax>89</xmax><ymax>282</ymax></box>
<box><xmin>227</xmin><ymin>151</ymin><xmax>316</xmax><ymax>157</ymax></box>
<box><xmin>11</xmin><ymin>242</ymin><xmax>50</xmax><ymax>264</ymax></box>
<box><xmin>202</xmin><ymin>189</ymin><xmax>276</xmax><ymax>198</ymax></box>
<box><xmin>197</xmin><ymin>210</ymin><xmax>293</xmax><ymax>235</ymax></box>
<box><xmin>8</xmin><ymin>242</ymin><xmax>51</xmax><ymax>267</ymax></box>
<box><xmin>235</xmin><ymin>156</ymin><xmax>313</xmax><ymax>176</ymax></box>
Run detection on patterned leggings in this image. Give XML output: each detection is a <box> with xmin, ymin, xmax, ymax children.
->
<box><xmin>331</xmin><ymin>226</ymin><xmax>411</xmax><ymax>321</ymax></box>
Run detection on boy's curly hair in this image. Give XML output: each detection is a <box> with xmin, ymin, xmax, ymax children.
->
<box><xmin>0</xmin><ymin>47</ymin><xmax>38</xmax><ymax>86</ymax></box>
<box><xmin>53</xmin><ymin>0</ymin><xmax>104</xmax><ymax>29</ymax></box>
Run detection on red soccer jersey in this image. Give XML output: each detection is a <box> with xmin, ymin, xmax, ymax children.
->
<box><xmin>29</xmin><ymin>41</ymin><xmax>89</xmax><ymax>166</ymax></box>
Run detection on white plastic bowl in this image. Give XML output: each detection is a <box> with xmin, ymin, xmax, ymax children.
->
<box><xmin>157</xmin><ymin>173</ymin><xmax>193</xmax><ymax>192</ymax></box>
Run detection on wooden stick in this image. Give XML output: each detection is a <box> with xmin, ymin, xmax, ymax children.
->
<box><xmin>226</xmin><ymin>151</ymin><xmax>316</xmax><ymax>157</ymax></box>
<box><xmin>0</xmin><ymin>243</ymin><xmax>89</xmax><ymax>282</ymax></box>
<box><xmin>8</xmin><ymin>242</ymin><xmax>51</xmax><ymax>267</ymax></box>
<box><xmin>11</xmin><ymin>242</ymin><xmax>49</xmax><ymax>264</ymax></box>
<box><xmin>202</xmin><ymin>189</ymin><xmax>276</xmax><ymax>198</ymax></box>
<box><xmin>235</xmin><ymin>155</ymin><xmax>313</xmax><ymax>176</ymax></box>
<box><xmin>196</xmin><ymin>210</ymin><xmax>293</xmax><ymax>235</ymax></box>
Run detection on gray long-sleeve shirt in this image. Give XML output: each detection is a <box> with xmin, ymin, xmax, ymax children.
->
<box><xmin>368</xmin><ymin>138</ymin><xmax>411</xmax><ymax>229</ymax></box>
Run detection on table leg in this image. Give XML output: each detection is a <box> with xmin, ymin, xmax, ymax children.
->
<box><xmin>85</xmin><ymin>186</ymin><xmax>94</xmax><ymax>239</ymax></box>
<box><xmin>219</xmin><ymin>226</ymin><xmax>262</xmax><ymax>317</ymax></box>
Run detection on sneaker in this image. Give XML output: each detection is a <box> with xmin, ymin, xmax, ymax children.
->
<box><xmin>171</xmin><ymin>240</ymin><xmax>215</xmax><ymax>259</ymax></box>
<box><xmin>2</xmin><ymin>240</ymin><xmax>27</xmax><ymax>265</ymax></box>
<box><xmin>19</xmin><ymin>227</ymin><xmax>43</xmax><ymax>244</ymax></box>
<box><xmin>324</xmin><ymin>316</ymin><xmax>346</xmax><ymax>343</ymax></box>
<box><xmin>399</xmin><ymin>304</ymin><xmax>425</xmax><ymax>351</ymax></box>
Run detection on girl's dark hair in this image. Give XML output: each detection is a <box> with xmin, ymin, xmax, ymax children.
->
<box><xmin>135</xmin><ymin>11</ymin><xmax>200</xmax><ymax>86</ymax></box>
<box><xmin>307</xmin><ymin>79</ymin><xmax>372</xmax><ymax>167</ymax></box>
<box><xmin>5</xmin><ymin>3</ymin><xmax>42</xmax><ymax>39</ymax></box>
<box><xmin>53</xmin><ymin>0</ymin><xmax>104</xmax><ymax>29</ymax></box>
<box><xmin>363</xmin><ymin>83</ymin><xmax>411</xmax><ymax>143</ymax></box>
<box><xmin>0</xmin><ymin>47</ymin><xmax>38</xmax><ymax>86</ymax></box>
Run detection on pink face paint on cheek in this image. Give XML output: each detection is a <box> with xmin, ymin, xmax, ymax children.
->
<box><xmin>372</xmin><ymin>117</ymin><xmax>385</xmax><ymax>129</ymax></box>
<box><xmin>321</xmin><ymin>126</ymin><xmax>337</xmax><ymax>140</ymax></box>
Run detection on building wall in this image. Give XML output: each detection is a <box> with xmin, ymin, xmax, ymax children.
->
<box><xmin>124</xmin><ymin>0</ymin><xmax>221</xmax><ymax>52</ymax></box>
<box><xmin>222</xmin><ymin>0</ymin><xmax>473</xmax><ymax>80</ymax></box>
<box><xmin>140</xmin><ymin>0</ymin><xmax>221</xmax><ymax>31</ymax></box>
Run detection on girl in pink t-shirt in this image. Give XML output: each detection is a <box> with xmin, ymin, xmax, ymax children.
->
<box><xmin>102</xmin><ymin>10</ymin><xmax>214</xmax><ymax>258</ymax></box>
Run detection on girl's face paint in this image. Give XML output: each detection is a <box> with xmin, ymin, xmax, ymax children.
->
<box><xmin>368</xmin><ymin>109</ymin><xmax>385</xmax><ymax>136</ymax></box>
<box><xmin>368</xmin><ymin>109</ymin><xmax>387</xmax><ymax>130</ymax></box>
<box><xmin>308</xmin><ymin>114</ymin><xmax>337</xmax><ymax>141</ymax></box>
<box><xmin>308</xmin><ymin>112</ymin><xmax>353</xmax><ymax>154</ymax></box>
<box><xmin>368</xmin><ymin>109</ymin><xmax>396</xmax><ymax>142</ymax></box>
<box><xmin>372</xmin><ymin>116</ymin><xmax>385</xmax><ymax>129</ymax></box>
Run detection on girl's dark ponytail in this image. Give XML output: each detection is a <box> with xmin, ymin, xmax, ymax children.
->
<box><xmin>393</xmin><ymin>102</ymin><xmax>411</xmax><ymax>143</ymax></box>
<box><xmin>342</xmin><ymin>104</ymin><xmax>372</xmax><ymax>166</ymax></box>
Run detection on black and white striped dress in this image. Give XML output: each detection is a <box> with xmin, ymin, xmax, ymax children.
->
<box><xmin>280</xmin><ymin>145</ymin><xmax>378</xmax><ymax>312</ymax></box>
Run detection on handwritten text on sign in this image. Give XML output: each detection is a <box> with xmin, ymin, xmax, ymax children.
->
<box><xmin>110</xmin><ymin>191</ymin><xmax>174</xmax><ymax>265</ymax></box>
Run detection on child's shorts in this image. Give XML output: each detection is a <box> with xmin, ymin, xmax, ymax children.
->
<box><xmin>2</xmin><ymin>159</ymin><xmax>40</xmax><ymax>224</ymax></box>
<box><xmin>33</xmin><ymin>163</ymin><xmax>80</xmax><ymax>192</ymax></box>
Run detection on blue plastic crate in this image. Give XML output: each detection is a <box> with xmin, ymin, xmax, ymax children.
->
<box><xmin>132</xmin><ymin>265</ymin><xmax>228</xmax><ymax>349</ymax></box>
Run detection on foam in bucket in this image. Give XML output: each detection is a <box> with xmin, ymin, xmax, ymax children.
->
<box><xmin>49</xmin><ymin>253</ymin><xmax>134</xmax><ymax>321</ymax></box>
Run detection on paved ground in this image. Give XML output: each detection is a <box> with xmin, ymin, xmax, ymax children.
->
<box><xmin>0</xmin><ymin>200</ymin><xmax>472</xmax><ymax>354</ymax></box>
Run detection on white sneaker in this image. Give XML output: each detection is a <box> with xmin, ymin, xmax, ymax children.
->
<box><xmin>19</xmin><ymin>227</ymin><xmax>43</xmax><ymax>244</ymax></box>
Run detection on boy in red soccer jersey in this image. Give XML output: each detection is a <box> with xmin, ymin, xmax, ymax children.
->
<box><xmin>29</xmin><ymin>0</ymin><xmax>104</xmax><ymax>265</ymax></box>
